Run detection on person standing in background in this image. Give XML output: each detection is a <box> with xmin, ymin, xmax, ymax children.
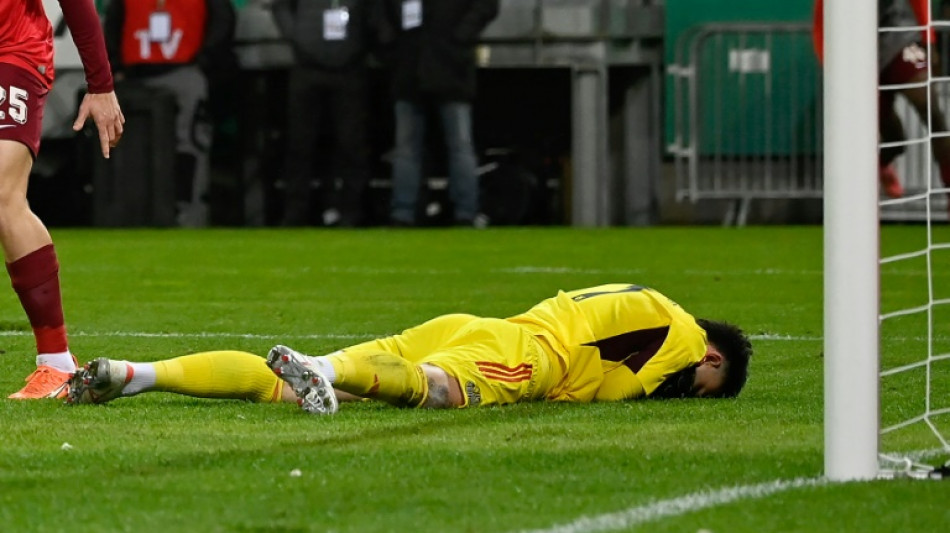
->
<box><xmin>272</xmin><ymin>0</ymin><xmax>387</xmax><ymax>227</ymax></box>
<box><xmin>384</xmin><ymin>0</ymin><xmax>499</xmax><ymax>227</ymax></box>
<box><xmin>2</xmin><ymin>0</ymin><xmax>124</xmax><ymax>398</ymax></box>
<box><xmin>814</xmin><ymin>0</ymin><xmax>950</xmax><ymax>207</ymax></box>
<box><xmin>104</xmin><ymin>0</ymin><xmax>235</xmax><ymax>227</ymax></box>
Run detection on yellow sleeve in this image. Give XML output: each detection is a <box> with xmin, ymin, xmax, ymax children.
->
<box><xmin>634</xmin><ymin>319</ymin><xmax>707</xmax><ymax>396</ymax></box>
<box><xmin>594</xmin><ymin>363</ymin><xmax>646</xmax><ymax>401</ymax></box>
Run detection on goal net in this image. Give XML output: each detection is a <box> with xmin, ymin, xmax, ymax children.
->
<box><xmin>825</xmin><ymin>0</ymin><xmax>950</xmax><ymax>481</ymax></box>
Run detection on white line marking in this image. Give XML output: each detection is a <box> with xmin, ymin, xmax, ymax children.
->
<box><xmin>0</xmin><ymin>330</ymin><xmax>816</xmax><ymax>342</ymax></box>
<box><xmin>0</xmin><ymin>330</ymin><xmax>370</xmax><ymax>340</ymax></box>
<box><xmin>748</xmin><ymin>333</ymin><xmax>950</xmax><ymax>342</ymax></box>
<box><xmin>750</xmin><ymin>333</ymin><xmax>821</xmax><ymax>341</ymax></box>
<box><xmin>496</xmin><ymin>267</ymin><xmax>828</xmax><ymax>276</ymax></box>
<box><xmin>496</xmin><ymin>267</ymin><xmax>646</xmax><ymax>275</ymax></box>
<box><xmin>0</xmin><ymin>330</ymin><xmax>945</xmax><ymax>344</ymax></box>
<box><xmin>515</xmin><ymin>477</ymin><xmax>827</xmax><ymax>533</ymax></box>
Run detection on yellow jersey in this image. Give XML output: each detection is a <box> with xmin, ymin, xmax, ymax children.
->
<box><xmin>507</xmin><ymin>284</ymin><xmax>707</xmax><ymax>402</ymax></box>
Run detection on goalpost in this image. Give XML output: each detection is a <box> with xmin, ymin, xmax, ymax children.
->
<box><xmin>825</xmin><ymin>0</ymin><xmax>950</xmax><ymax>481</ymax></box>
<box><xmin>823</xmin><ymin>0</ymin><xmax>880</xmax><ymax>481</ymax></box>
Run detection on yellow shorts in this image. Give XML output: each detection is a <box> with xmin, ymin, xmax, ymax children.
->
<box><xmin>343</xmin><ymin>314</ymin><xmax>560</xmax><ymax>407</ymax></box>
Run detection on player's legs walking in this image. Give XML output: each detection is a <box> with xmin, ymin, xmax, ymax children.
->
<box><xmin>0</xmin><ymin>64</ymin><xmax>78</xmax><ymax>399</ymax></box>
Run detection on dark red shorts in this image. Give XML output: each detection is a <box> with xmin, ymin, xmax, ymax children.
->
<box><xmin>880</xmin><ymin>42</ymin><xmax>929</xmax><ymax>86</ymax></box>
<box><xmin>0</xmin><ymin>62</ymin><xmax>49</xmax><ymax>158</ymax></box>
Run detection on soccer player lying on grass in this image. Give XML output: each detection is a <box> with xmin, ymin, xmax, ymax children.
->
<box><xmin>66</xmin><ymin>284</ymin><xmax>752</xmax><ymax>412</ymax></box>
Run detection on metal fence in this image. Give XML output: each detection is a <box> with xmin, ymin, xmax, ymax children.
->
<box><xmin>668</xmin><ymin>22</ymin><xmax>823</xmax><ymax>225</ymax></box>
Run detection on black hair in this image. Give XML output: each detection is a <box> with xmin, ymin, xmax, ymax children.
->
<box><xmin>695</xmin><ymin>318</ymin><xmax>753</xmax><ymax>398</ymax></box>
<box><xmin>650</xmin><ymin>365</ymin><xmax>698</xmax><ymax>399</ymax></box>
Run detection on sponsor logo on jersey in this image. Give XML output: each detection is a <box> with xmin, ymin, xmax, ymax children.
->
<box><xmin>465</xmin><ymin>381</ymin><xmax>482</xmax><ymax>407</ymax></box>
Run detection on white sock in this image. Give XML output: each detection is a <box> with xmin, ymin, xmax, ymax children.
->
<box><xmin>37</xmin><ymin>351</ymin><xmax>76</xmax><ymax>373</ymax></box>
<box><xmin>306</xmin><ymin>354</ymin><xmax>338</xmax><ymax>383</ymax></box>
<box><xmin>122</xmin><ymin>362</ymin><xmax>158</xmax><ymax>395</ymax></box>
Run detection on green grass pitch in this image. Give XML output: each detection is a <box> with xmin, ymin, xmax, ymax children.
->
<box><xmin>1</xmin><ymin>226</ymin><xmax>949</xmax><ymax>532</ymax></box>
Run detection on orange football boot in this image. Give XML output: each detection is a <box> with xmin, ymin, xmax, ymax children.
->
<box><xmin>8</xmin><ymin>365</ymin><xmax>72</xmax><ymax>399</ymax></box>
<box><xmin>879</xmin><ymin>164</ymin><xmax>904</xmax><ymax>199</ymax></box>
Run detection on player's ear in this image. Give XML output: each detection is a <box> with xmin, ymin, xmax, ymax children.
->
<box><xmin>701</xmin><ymin>348</ymin><xmax>724</xmax><ymax>367</ymax></box>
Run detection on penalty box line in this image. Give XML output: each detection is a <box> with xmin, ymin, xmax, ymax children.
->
<box><xmin>515</xmin><ymin>477</ymin><xmax>827</xmax><ymax>533</ymax></box>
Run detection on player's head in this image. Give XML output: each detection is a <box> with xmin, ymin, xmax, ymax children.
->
<box><xmin>650</xmin><ymin>319</ymin><xmax>752</xmax><ymax>399</ymax></box>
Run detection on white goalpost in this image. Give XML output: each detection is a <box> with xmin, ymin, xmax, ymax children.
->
<box><xmin>823</xmin><ymin>0</ymin><xmax>880</xmax><ymax>481</ymax></box>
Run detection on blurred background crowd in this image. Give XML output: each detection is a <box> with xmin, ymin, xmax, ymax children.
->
<box><xmin>33</xmin><ymin>0</ymin><xmax>950</xmax><ymax>228</ymax></box>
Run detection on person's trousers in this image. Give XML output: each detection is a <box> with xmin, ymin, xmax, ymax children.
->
<box><xmin>282</xmin><ymin>66</ymin><xmax>371</xmax><ymax>226</ymax></box>
<box><xmin>390</xmin><ymin>99</ymin><xmax>479</xmax><ymax>224</ymax></box>
<box><xmin>139</xmin><ymin>65</ymin><xmax>211</xmax><ymax>227</ymax></box>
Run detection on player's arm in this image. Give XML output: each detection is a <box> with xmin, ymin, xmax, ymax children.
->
<box><xmin>594</xmin><ymin>364</ymin><xmax>645</xmax><ymax>401</ymax></box>
<box><xmin>59</xmin><ymin>0</ymin><xmax>124</xmax><ymax>158</ymax></box>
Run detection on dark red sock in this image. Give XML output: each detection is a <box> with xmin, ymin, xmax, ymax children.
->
<box><xmin>6</xmin><ymin>244</ymin><xmax>68</xmax><ymax>354</ymax></box>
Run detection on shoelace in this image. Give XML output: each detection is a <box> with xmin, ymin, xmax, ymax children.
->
<box><xmin>18</xmin><ymin>366</ymin><xmax>69</xmax><ymax>395</ymax></box>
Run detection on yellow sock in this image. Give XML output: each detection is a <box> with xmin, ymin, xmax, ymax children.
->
<box><xmin>153</xmin><ymin>350</ymin><xmax>282</xmax><ymax>403</ymax></box>
<box><xmin>327</xmin><ymin>351</ymin><xmax>427</xmax><ymax>407</ymax></box>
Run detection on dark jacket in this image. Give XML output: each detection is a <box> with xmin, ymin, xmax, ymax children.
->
<box><xmin>383</xmin><ymin>0</ymin><xmax>499</xmax><ymax>102</ymax></box>
<box><xmin>272</xmin><ymin>0</ymin><xmax>387</xmax><ymax>70</ymax></box>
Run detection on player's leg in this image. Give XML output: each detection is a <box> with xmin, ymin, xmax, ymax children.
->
<box><xmin>67</xmin><ymin>351</ymin><xmax>284</xmax><ymax>404</ymax></box>
<box><xmin>900</xmin><ymin>69</ymin><xmax>950</xmax><ymax>195</ymax></box>
<box><xmin>878</xmin><ymin>91</ymin><xmax>907</xmax><ymax>198</ymax></box>
<box><xmin>416</xmin><ymin>318</ymin><xmax>561</xmax><ymax>407</ymax></box>
<box><xmin>266</xmin><ymin>314</ymin><xmax>483</xmax><ymax>413</ymax></box>
<box><xmin>0</xmin><ymin>64</ymin><xmax>77</xmax><ymax>399</ymax></box>
<box><xmin>342</xmin><ymin>313</ymin><xmax>479</xmax><ymax>362</ymax></box>
<box><xmin>267</xmin><ymin>315</ymin><xmax>569</xmax><ymax>413</ymax></box>
<box><xmin>269</xmin><ymin>344</ymin><xmax>433</xmax><ymax>413</ymax></box>
<box><xmin>331</xmin><ymin>316</ymin><xmax>562</xmax><ymax>408</ymax></box>
<box><xmin>0</xmin><ymin>141</ymin><xmax>71</xmax><ymax>398</ymax></box>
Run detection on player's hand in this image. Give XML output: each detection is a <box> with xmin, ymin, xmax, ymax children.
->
<box><xmin>73</xmin><ymin>91</ymin><xmax>125</xmax><ymax>159</ymax></box>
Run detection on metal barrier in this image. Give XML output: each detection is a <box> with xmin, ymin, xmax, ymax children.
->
<box><xmin>668</xmin><ymin>22</ymin><xmax>823</xmax><ymax>225</ymax></box>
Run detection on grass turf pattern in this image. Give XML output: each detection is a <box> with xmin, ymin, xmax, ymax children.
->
<box><xmin>1</xmin><ymin>227</ymin><xmax>948</xmax><ymax>532</ymax></box>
